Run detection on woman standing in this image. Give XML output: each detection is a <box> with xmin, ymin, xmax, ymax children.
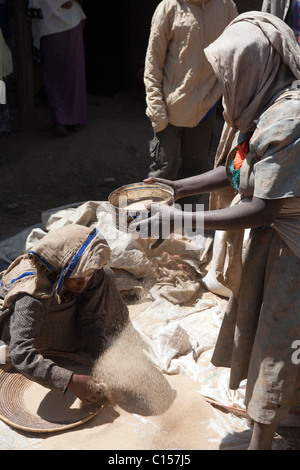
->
<box><xmin>133</xmin><ymin>12</ymin><xmax>300</xmax><ymax>449</ymax></box>
<box><xmin>28</xmin><ymin>0</ymin><xmax>87</xmax><ymax>136</ymax></box>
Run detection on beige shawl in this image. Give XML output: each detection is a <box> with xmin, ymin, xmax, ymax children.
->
<box><xmin>204</xmin><ymin>12</ymin><xmax>300</xmax><ymax>297</ymax></box>
<box><xmin>0</xmin><ymin>225</ymin><xmax>110</xmax><ymax>308</ymax></box>
<box><xmin>205</xmin><ymin>11</ymin><xmax>300</xmax><ymax>135</ymax></box>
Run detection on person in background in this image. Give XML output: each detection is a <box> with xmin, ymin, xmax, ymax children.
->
<box><xmin>144</xmin><ymin>0</ymin><xmax>238</xmax><ymax>209</ymax></box>
<box><xmin>0</xmin><ymin>25</ymin><xmax>12</xmax><ymax>163</ymax></box>
<box><xmin>0</xmin><ymin>224</ymin><xmax>129</xmax><ymax>404</ymax></box>
<box><xmin>133</xmin><ymin>12</ymin><xmax>300</xmax><ymax>450</ymax></box>
<box><xmin>262</xmin><ymin>0</ymin><xmax>300</xmax><ymax>43</ymax></box>
<box><xmin>28</xmin><ymin>0</ymin><xmax>87</xmax><ymax>137</ymax></box>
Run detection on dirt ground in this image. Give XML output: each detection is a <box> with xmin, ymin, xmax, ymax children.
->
<box><xmin>0</xmin><ymin>91</ymin><xmax>154</xmax><ymax>242</ymax></box>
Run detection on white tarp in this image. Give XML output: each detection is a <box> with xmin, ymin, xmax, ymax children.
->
<box><xmin>1</xmin><ymin>200</ymin><xmax>299</xmax><ymax>427</ymax></box>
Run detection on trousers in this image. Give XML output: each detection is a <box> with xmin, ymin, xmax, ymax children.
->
<box><xmin>148</xmin><ymin>109</ymin><xmax>216</xmax><ymax>180</ymax></box>
<box><xmin>148</xmin><ymin>109</ymin><xmax>216</xmax><ymax>209</ymax></box>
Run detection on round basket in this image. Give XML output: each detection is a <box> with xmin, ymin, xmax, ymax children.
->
<box><xmin>108</xmin><ymin>182</ymin><xmax>174</xmax><ymax>232</ymax></box>
<box><xmin>0</xmin><ymin>352</ymin><xmax>105</xmax><ymax>433</ymax></box>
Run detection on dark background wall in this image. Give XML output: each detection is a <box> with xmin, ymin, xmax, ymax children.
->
<box><xmin>235</xmin><ymin>0</ymin><xmax>262</xmax><ymax>12</ymax></box>
<box><xmin>81</xmin><ymin>0</ymin><xmax>161</xmax><ymax>96</ymax></box>
<box><xmin>81</xmin><ymin>0</ymin><xmax>263</xmax><ymax>97</ymax></box>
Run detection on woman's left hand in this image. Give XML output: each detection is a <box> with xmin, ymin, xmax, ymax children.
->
<box><xmin>62</xmin><ymin>1</ymin><xmax>73</xmax><ymax>9</ymax></box>
<box><xmin>67</xmin><ymin>374</ymin><xmax>107</xmax><ymax>405</ymax></box>
<box><xmin>129</xmin><ymin>203</ymin><xmax>186</xmax><ymax>241</ymax></box>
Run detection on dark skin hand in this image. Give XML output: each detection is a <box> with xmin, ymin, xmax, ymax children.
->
<box><xmin>131</xmin><ymin>169</ymin><xmax>284</xmax><ymax>235</ymax></box>
<box><xmin>61</xmin><ymin>0</ymin><xmax>78</xmax><ymax>10</ymax></box>
<box><xmin>144</xmin><ymin>166</ymin><xmax>230</xmax><ymax>202</ymax></box>
<box><xmin>62</xmin><ymin>1</ymin><xmax>80</xmax><ymax>9</ymax></box>
<box><xmin>67</xmin><ymin>374</ymin><xmax>103</xmax><ymax>405</ymax></box>
<box><xmin>62</xmin><ymin>1</ymin><xmax>73</xmax><ymax>8</ymax></box>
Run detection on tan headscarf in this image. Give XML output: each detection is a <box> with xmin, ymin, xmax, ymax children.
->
<box><xmin>0</xmin><ymin>225</ymin><xmax>110</xmax><ymax>308</ymax></box>
<box><xmin>204</xmin><ymin>12</ymin><xmax>300</xmax><ymax>297</ymax></box>
<box><xmin>204</xmin><ymin>11</ymin><xmax>300</xmax><ymax>135</ymax></box>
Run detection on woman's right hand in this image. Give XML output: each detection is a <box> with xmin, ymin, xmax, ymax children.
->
<box><xmin>67</xmin><ymin>374</ymin><xmax>107</xmax><ymax>405</ymax></box>
<box><xmin>143</xmin><ymin>177</ymin><xmax>180</xmax><ymax>201</ymax></box>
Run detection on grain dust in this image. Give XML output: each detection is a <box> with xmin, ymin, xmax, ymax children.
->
<box><xmin>92</xmin><ymin>323</ymin><xmax>176</xmax><ymax>416</ymax></box>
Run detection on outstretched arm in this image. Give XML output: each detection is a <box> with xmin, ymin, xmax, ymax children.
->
<box><xmin>144</xmin><ymin>165</ymin><xmax>231</xmax><ymax>201</ymax></box>
<box><xmin>130</xmin><ymin>195</ymin><xmax>284</xmax><ymax>238</ymax></box>
<box><xmin>201</xmin><ymin>196</ymin><xmax>284</xmax><ymax>230</ymax></box>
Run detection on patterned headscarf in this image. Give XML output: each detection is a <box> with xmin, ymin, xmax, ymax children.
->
<box><xmin>0</xmin><ymin>224</ymin><xmax>110</xmax><ymax>308</ymax></box>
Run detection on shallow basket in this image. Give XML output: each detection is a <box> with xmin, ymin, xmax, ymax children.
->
<box><xmin>108</xmin><ymin>182</ymin><xmax>174</xmax><ymax>232</ymax></box>
<box><xmin>0</xmin><ymin>352</ymin><xmax>104</xmax><ymax>433</ymax></box>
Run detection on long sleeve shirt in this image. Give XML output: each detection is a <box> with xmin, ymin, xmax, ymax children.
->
<box><xmin>2</xmin><ymin>266</ymin><xmax>129</xmax><ymax>392</ymax></box>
